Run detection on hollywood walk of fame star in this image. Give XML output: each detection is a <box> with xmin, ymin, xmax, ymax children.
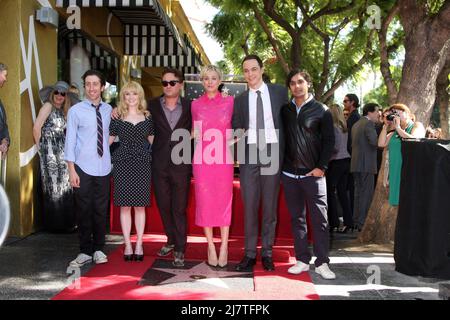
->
<box><xmin>141</xmin><ymin>260</ymin><xmax>252</xmax><ymax>289</ymax></box>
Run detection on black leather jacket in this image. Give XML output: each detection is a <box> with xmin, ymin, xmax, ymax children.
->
<box><xmin>281</xmin><ymin>98</ymin><xmax>335</xmax><ymax>175</ymax></box>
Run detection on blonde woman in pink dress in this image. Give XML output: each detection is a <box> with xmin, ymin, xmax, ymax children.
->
<box><xmin>192</xmin><ymin>65</ymin><xmax>234</xmax><ymax>268</ymax></box>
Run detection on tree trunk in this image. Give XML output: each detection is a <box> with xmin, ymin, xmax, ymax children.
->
<box><xmin>396</xmin><ymin>0</ymin><xmax>450</xmax><ymax>124</ymax></box>
<box><xmin>436</xmin><ymin>56</ymin><xmax>450</xmax><ymax>139</ymax></box>
<box><xmin>290</xmin><ymin>36</ymin><xmax>301</xmax><ymax>69</ymax></box>
<box><xmin>358</xmin><ymin>149</ymin><xmax>398</xmax><ymax>245</ymax></box>
<box><xmin>397</xmin><ymin>29</ymin><xmax>450</xmax><ymax>124</ymax></box>
<box><xmin>378</xmin><ymin>3</ymin><xmax>399</xmax><ymax>105</ymax></box>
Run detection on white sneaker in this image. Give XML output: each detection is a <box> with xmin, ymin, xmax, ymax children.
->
<box><xmin>69</xmin><ymin>253</ymin><xmax>92</xmax><ymax>268</ymax></box>
<box><xmin>93</xmin><ymin>251</ymin><xmax>108</xmax><ymax>264</ymax></box>
<box><xmin>288</xmin><ymin>261</ymin><xmax>310</xmax><ymax>274</ymax></box>
<box><xmin>315</xmin><ymin>263</ymin><xmax>336</xmax><ymax>280</ymax></box>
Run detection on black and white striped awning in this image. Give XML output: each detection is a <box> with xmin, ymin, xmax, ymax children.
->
<box><xmin>138</xmin><ymin>33</ymin><xmax>202</xmax><ymax>73</ymax></box>
<box><xmin>59</xmin><ymin>27</ymin><xmax>119</xmax><ymax>71</ymax></box>
<box><xmin>124</xmin><ymin>24</ymin><xmax>184</xmax><ymax>56</ymax></box>
<box><xmin>56</xmin><ymin>0</ymin><xmax>185</xmax><ymax>52</ymax></box>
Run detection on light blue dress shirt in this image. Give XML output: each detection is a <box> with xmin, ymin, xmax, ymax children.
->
<box><xmin>64</xmin><ymin>99</ymin><xmax>112</xmax><ymax>177</ymax></box>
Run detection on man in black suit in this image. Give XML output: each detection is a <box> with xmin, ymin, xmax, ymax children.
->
<box><xmin>343</xmin><ymin>93</ymin><xmax>360</xmax><ymax>224</ymax></box>
<box><xmin>148</xmin><ymin>68</ymin><xmax>192</xmax><ymax>267</ymax></box>
<box><xmin>233</xmin><ymin>55</ymin><xmax>288</xmax><ymax>272</ymax></box>
<box><xmin>0</xmin><ymin>63</ymin><xmax>10</xmax><ymax>159</ymax></box>
<box><xmin>350</xmin><ymin>103</ymin><xmax>380</xmax><ymax>231</ymax></box>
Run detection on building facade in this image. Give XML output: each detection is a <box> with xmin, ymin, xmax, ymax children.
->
<box><xmin>0</xmin><ymin>0</ymin><xmax>209</xmax><ymax>236</ymax></box>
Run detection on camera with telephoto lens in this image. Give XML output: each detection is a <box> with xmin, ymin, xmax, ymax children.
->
<box><xmin>386</xmin><ymin>110</ymin><xmax>399</xmax><ymax>121</ymax></box>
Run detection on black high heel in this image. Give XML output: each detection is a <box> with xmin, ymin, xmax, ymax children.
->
<box><xmin>134</xmin><ymin>245</ymin><xmax>144</xmax><ymax>262</ymax></box>
<box><xmin>124</xmin><ymin>254</ymin><xmax>134</xmax><ymax>262</ymax></box>
<box><xmin>134</xmin><ymin>254</ymin><xmax>144</xmax><ymax>262</ymax></box>
<box><xmin>124</xmin><ymin>245</ymin><xmax>134</xmax><ymax>262</ymax></box>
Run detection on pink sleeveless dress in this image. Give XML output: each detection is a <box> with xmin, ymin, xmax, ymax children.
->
<box><xmin>192</xmin><ymin>93</ymin><xmax>234</xmax><ymax>227</ymax></box>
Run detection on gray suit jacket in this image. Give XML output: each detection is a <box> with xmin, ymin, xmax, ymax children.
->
<box><xmin>232</xmin><ymin>83</ymin><xmax>288</xmax><ymax>167</ymax></box>
<box><xmin>350</xmin><ymin>117</ymin><xmax>378</xmax><ymax>174</ymax></box>
<box><xmin>0</xmin><ymin>99</ymin><xmax>10</xmax><ymax>146</ymax></box>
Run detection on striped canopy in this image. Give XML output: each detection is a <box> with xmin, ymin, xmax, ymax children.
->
<box><xmin>56</xmin><ymin>0</ymin><xmax>202</xmax><ymax>72</ymax></box>
<box><xmin>56</xmin><ymin>0</ymin><xmax>186</xmax><ymax>53</ymax></box>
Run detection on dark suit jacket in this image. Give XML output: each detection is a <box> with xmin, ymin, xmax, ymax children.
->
<box><xmin>232</xmin><ymin>83</ymin><xmax>288</xmax><ymax>167</ymax></box>
<box><xmin>347</xmin><ymin>109</ymin><xmax>361</xmax><ymax>154</ymax></box>
<box><xmin>0</xmin><ymin>99</ymin><xmax>10</xmax><ymax>145</ymax></box>
<box><xmin>350</xmin><ymin>117</ymin><xmax>378</xmax><ymax>174</ymax></box>
<box><xmin>147</xmin><ymin>96</ymin><xmax>192</xmax><ymax>174</ymax></box>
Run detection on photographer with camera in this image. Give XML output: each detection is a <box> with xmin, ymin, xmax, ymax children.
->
<box><xmin>378</xmin><ymin>104</ymin><xmax>425</xmax><ymax>206</ymax></box>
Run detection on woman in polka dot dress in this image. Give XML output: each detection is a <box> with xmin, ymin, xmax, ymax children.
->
<box><xmin>109</xmin><ymin>81</ymin><xmax>155</xmax><ymax>262</ymax></box>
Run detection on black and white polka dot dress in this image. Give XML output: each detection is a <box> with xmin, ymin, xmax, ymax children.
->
<box><xmin>110</xmin><ymin>117</ymin><xmax>155</xmax><ymax>207</ymax></box>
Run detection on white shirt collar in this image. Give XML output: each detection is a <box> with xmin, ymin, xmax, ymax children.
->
<box><xmin>292</xmin><ymin>94</ymin><xmax>313</xmax><ymax>110</ymax></box>
<box><xmin>249</xmin><ymin>82</ymin><xmax>268</xmax><ymax>94</ymax></box>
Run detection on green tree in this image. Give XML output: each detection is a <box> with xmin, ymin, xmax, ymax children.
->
<box><xmin>205</xmin><ymin>0</ymin><xmax>379</xmax><ymax>104</ymax></box>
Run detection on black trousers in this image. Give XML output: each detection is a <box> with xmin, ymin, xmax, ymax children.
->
<box><xmin>282</xmin><ymin>174</ymin><xmax>330</xmax><ymax>267</ymax></box>
<box><xmin>348</xmin><ymin>173</ymin><xmax>355</xmax><ymax>217</ymax></box>
<box><xmin>240</xmin><ymin>163</ymin><xmax>280</xmax><ymax>258</ymax></box>
<box><xmin>326</xmin><ymin>158</ymin><xmax>353</xmax><ymax>228</ymax></box>
<box><xmin>152</xmin><ymin>169</ymin><xmax>191</xmax><ymax>253</ymax></box>
<box><xmin>74</xmin><ymin>165</ymin><xmax>110</xmax><ymax>255</ymax></box>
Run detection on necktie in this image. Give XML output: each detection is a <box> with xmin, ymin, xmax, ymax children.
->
<box><xmin>256</xmin><ymin>90</ymin><xmax>266</xmax><ymax>150</ymax></box>
<box><xmin>93</xmin><ymin>104</ymin><xmax>104</xmax><ymax>157</ymax></box>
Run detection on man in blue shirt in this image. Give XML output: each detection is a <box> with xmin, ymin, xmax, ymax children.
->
<box><xmin>65</xmin><ymin>70</ymin><xmax>112</xmax><ymax>268</ymax></box>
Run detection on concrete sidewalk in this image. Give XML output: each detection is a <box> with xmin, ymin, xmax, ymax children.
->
<box><xmin>0</xmin><ymin>232</ymin><xmax>447</xmax><ymax>300</ymax></box>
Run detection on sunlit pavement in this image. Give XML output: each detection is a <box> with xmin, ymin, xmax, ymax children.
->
<box><xmin>0</xmin><ymin>232</ymin><xmax>447</xmax><ymax>300</ymax></box>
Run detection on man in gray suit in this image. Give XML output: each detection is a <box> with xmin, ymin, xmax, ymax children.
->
<box><xmin>0</xmin><ymin>63</ymin><xmax>10</xmax><ymax>158</ymax></box>
<box><xmin>350</xmin><ymin>103</ymin><xmax>380</xmax><ymax>231</ymax></box>
<box><xmin>233</xmin><ymin>55</ymin><xmax>288</xmax><ymax>271</ymax></box>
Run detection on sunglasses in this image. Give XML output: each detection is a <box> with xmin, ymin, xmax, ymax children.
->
<box><xmin>54</xmin><ymin>90</ymin><xmax>66</xmax><ymax>97</ymax></box>
<box><xmin>161</xmin><ymin>80</ymin><xmax>180</xmax><ymax>87</ymax></box>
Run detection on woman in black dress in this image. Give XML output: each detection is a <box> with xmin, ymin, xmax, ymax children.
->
<box><xmin>33</xmin><ymin>81</ymin><xmax>78</xmax><ymax>232</ymax></box>
<box><xmin>109</xmin><ymin>81</ymin><xmax>154</xmax><ymax>261</ymax></box>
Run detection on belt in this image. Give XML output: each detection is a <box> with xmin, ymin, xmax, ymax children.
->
<box><xmin>282</xmin><ymin>171</ymin><xmax>307</xmax><ymax>179</ymax></box>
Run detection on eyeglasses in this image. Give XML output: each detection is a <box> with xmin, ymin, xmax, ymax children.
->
<box><xmin>161</xmin><ymin>80</ymin><xmax>180</xmax><ymax>87</ymax></box>
<box><xmin>54</xmin><ymin>90</ymin><xmax>66</xmax><ymax>97</ymax></box>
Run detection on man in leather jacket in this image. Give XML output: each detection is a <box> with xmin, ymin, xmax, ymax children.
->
<box><xmin>280</xmin><ymin>69</ymin><xmax>336</xmax><ymax>280</ymax></box>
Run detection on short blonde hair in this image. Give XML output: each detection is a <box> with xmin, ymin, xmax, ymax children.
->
<box><xmin>117</xmin><ymin>81</ymin><xmax>149</xmax><ymax>118</ymax></box>
<box><xmin>200</xmin><ymin>65</ymin><xmax>223</xmax><ymax>81</ymax></box>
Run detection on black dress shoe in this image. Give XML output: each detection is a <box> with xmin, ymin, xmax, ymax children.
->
<box><xmin>235</xmin><ymin>256</ymin><xmax>256</xmax><ymax>271</ymax></box>
<box><xmin>261</xmin><ymin>257</ymin><xmax>275</xmax><ymax>271</ymax></box>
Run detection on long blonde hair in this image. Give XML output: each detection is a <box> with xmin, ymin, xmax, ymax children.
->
<box><xmin>49</xmin><ymin>91</ymin><xmax>71</xmax><ymax>117</ymax></box>
<box><xmin>329</xmin><ymin>103</ymin><xmax>347</xmax><ymax>132</ymax></box>
<box><xmin>117</xmin><ymin>81</ymin><xmax>149</xmax><ymax>118</ymax></box>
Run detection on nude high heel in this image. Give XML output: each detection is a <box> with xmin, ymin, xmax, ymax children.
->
<box><xmin>207</xmin><ymin>244</ymin><xmax>218</xmax><ymax>267</ymax></box>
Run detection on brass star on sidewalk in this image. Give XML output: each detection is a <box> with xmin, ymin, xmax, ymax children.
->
<box><xmin>139</xmin><ymin>259</ymin><xmax>253</xmax><ymax>289</ymax></box>
<box><xmin>153</xmin><ymin>262</ymin><xmax>252</xmax><ymax>288</ymax></box>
